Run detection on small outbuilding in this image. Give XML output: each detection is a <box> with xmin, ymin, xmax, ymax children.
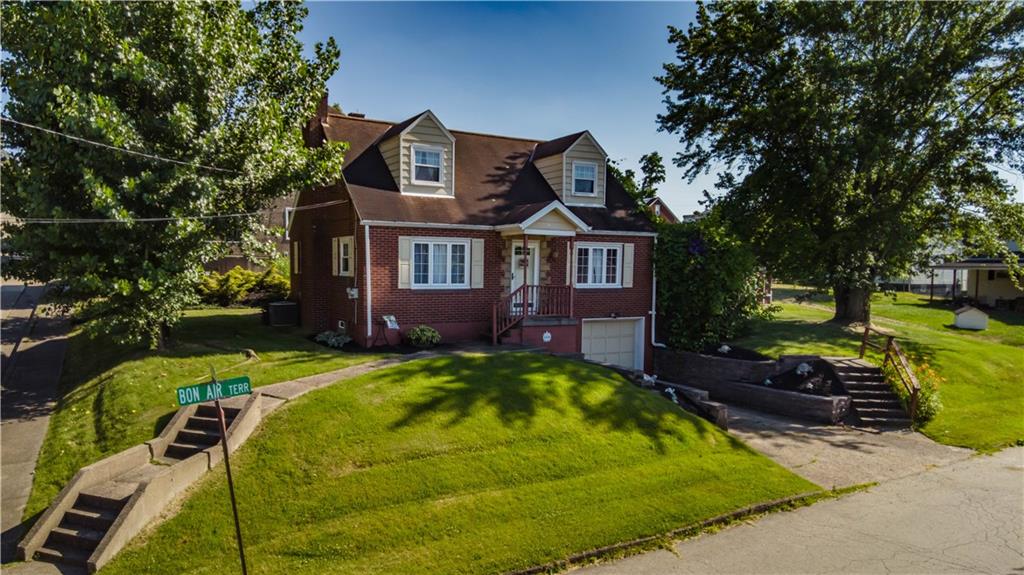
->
<box><xmin>954</xmin><ymin>305</ymin><xmax>988</xmax><ymax>331</ymax></box>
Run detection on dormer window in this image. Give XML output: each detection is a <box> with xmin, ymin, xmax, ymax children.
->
<box><xmin>412</xmin><ymin>145</ymin><xmax>443</xmax><ymax>185</ymax></box>
<box><xmin>573</xmin><ymin>161</ymin><xmax>597</xmax><ymax>196</ymax></box>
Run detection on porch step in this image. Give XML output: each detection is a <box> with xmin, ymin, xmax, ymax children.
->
<box><xmin>185</xmin><ymin>415</ymin><xmax>222</xmax><ymax>431</ymax></box>
<box><xmin>176</xmin><ymin>428</ymin><xmax>221</xmax><ymax>447</ymax></box>
<box><xmin>164</xmin><ymin>442</ymin><xmax>210</xmax><ymax>460</ymax></box>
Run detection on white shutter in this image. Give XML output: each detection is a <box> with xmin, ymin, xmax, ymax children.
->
<box><xmin>622</xmin><ymin>243</ymin><xmax>634</xmax><ymax>288</ymax></box>
<box><xmin>331</xmin><ymin>237</ymin><xmax>339</xmax><ymax>276</ymax></box>
<box><xmin>398</xmin><ymin>236</ymin><xmax>411</xmax><ymax>289</ymax></box>
<box><xmin>471</xmin><ymin>238</ymin><xmax>485</xmax><ymax>288</ymax></box>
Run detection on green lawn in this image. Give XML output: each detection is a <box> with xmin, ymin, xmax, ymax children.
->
<box><xmin>736</xmin><ymin>290</ymin><xmax>1024</xmax><ymax>452</ymax></box>
<box><xmin>25</xmin><ymin>308</ymin><xmax>387</xmax><ymax>520</ymax></box>
<box><xmin>103</xmin><ymin>353</ymin><xmax>816</xmax><ymax>575</ymax></box>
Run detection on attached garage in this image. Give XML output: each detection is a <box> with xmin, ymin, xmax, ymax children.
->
<box><xmin>581</xmin><ymin>318</ymin><xmax>644</xmax><ymax>370</ymax></box>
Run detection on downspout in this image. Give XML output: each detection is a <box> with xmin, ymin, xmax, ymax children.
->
<box><xmin>651</xmin><ymin>235</ymin><xmax>666</xmax><ymax>348</ymax></box>
<box><xmin>364</xmin><ymin>223</ymin><xmax>373</xmax><ymax>340</ymax></box>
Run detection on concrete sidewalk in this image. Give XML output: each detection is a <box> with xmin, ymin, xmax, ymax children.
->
<box><xmin>578</xmin><ymin>447</ymin><xmax>1024</xmax><ymax>575</ymax></box>
<box><xmin>2</xmin><ymin>286</ymin><xmax>69</xmax><ymax>563</ymax></box>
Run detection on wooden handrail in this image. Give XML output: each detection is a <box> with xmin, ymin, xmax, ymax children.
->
<box><xmin>492</xmin><ymin>285</ymin><xmax>574</xmax><ymax>345</ymax></box>
<box><xmin>861</xmin><ymin>325</ymin><xmax>921</xmax><ymax>421</ymax></box>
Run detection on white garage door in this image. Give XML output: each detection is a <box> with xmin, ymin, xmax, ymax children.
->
<box><xmin>581</xmin><ymin>318</ymin><xmax>642</xmax><ymax>370</ymax></box>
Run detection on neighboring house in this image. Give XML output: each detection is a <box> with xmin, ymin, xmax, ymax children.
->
<box><xmin>288</xmin><ymin>101</ymin><xmax>657</xmax><ymax>371</ymax></box>
<box><xmin>932</xmin><ymin>242</ymin><xmax>1023</xmax><ymax>310</ymax></box>
<box><xmin>205</xmin><ymin>193</ymin><xmax>295</xmax><ymax>273</ymax></box>
<box><xmin>645</xmin><ymin>197</ymin><xmax>679</xmax><ymax>223</ymax></box>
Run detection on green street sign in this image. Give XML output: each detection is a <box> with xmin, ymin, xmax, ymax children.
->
<box><xmin>176</xmin><ymin>376</ymin><xmax>252</xmax><ymax>407</ymax></box>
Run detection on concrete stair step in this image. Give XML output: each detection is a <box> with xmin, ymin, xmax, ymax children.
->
<box><xmin>853</xmin><ymin>399</ymin><xmax>903</xmax><ymax>409</ymax></box>
<box><xmin>34</xmin><ymin>543</ymin><xmax>90</xmax><ymax>566</ymax></box>
<box><xmin>176</xmin><ymin>428</ymin><xmax>221</xmax><ymax>446</ymax></box>
<box><xmin>859</xmin><ymin>416</ymin><xmax>912</xmax><ymax>428</ymax></box>
<box><xmin>63</xmin><ymin>506</ymin><xmax>118</xmax><ymax>530</ymax></box>
<box><xmin>49</xmin><ymin>525</ymin><xmax>104</xmax><ymax>550</ymax></box>
<box><xmin>195</xmin><ymin>404</ymin><xmax>240</xmax><ymax>420</ymax></box>
<box><xmin>185</xmin><ymin>415</ymin><xmax>222</xmax><ymax>431</ymax></box>
<box><xmin>75</xmin><ymin>492</ymin><xmax>128</xmax><ymax>512</ymax></box>
<box><xmin>164</xmin><ymin>442</ymin><xmax>208</xmax><ymax>460</ymax></box>
<box><xmin>857</xmin><ymin>407</ymin><xmax>908</xmax><ymax>418</ymax></box>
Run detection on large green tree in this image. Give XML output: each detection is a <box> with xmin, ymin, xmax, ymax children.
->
<box><xmin>657</xmin><ymin>1</ymin><xmax>1024</xmax><ymax>323</ymax></box>
<box><xmin>2</xmin><ymin>1</ymin><xmax>345</xmax><ymax>346</ymax></box>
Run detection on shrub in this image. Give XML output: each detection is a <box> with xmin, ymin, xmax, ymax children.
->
<box><xmin>883</xmin><ymin>359</ymin><xmax>943</xmax><ymax>428</ymax></box>
<box><xmin>406</xmin><ymin>325</ymin><xmax>441</xmax><ymax>348</ymax></box>
<box><xmin>655</xmin><ymin>213</ymin><xmax>775</xmax><ymax>351</ymax></box>
<box><xmin>314</xmin><ymin>329</ymin><xmax>351</xmax><ymax>350</ymax></box>
<box><xmin>197</xmin><ymin>266</ymin><xmax>289</xmax><ymax>307</ymax></box>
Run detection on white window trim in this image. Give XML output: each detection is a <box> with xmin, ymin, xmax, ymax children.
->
<box><xmin>575</xmin><ymin>242</ymin><xmax>622</xmax><ymax>288</ymax></box>
<box><xmin>411</xmin><ymin>237</ymin><xmax>471</xmax><ymax>290</ymax></box>
<box><xmin>571</xmin><ymin>160</ymin><xmax>598</xmax><ymax>196</ymax></box>
<box><xmin>338</xmin><ymin>236</ymin><xmax>354</xmax><ymax>277</ymax></box>
<box><xmin>411</xmin><ymin>144</ymin><xmax>444</xmax><ymax>187</ymax></box>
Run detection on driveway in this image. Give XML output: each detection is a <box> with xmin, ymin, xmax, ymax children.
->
<box><xmin>724</xmin><ymin>405</ymin><xmax>971</xmax><ymax>489</ymax></box>
<box><xmin>577</xmin><ymin>447</ymin><xmax>1024</xmax><ymax>574</ymax></box>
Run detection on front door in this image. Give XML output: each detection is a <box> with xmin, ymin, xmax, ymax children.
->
<box><xmin>510</xmin><ymin>242</ymin><xmax>539</xmax><ymax>313</ymax></box>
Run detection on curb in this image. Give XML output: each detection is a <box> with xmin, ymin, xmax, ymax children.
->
<box><xmin>504</xmin><ymin>489</ymin><xmax>825</xmax><ymax>575</ymax></box>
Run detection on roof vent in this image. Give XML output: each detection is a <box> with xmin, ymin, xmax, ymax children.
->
<box><xmin>348</xmin><ymin>112</ymin><xmax>366</xmax><ymax>118</ymax></box>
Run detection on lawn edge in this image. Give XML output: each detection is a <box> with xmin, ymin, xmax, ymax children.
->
<box><xmin>505</xmin><ymin>485</ymin><xmax>874</xmax><ymax>575</ymax></box>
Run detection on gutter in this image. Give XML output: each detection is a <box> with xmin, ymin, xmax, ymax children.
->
<box><xmin>651</xmin><ymin>235</ymin><xmax>666</xmax><ymax>349</ymax></box>
<box><xmin>364</xmin><ymin>222</ymin><xmax>373</xmax><ymax>339</ymax></box>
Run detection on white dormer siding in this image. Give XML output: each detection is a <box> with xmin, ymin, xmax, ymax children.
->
<box><xmin>379</xmin><ymin>111</ymin><xmax>456</xmax><ymax>197</ymax></box>
<box><xmin>535</xmin><ymin>132</ymin><xmax>608</xmax><ymax>207</ymax></box>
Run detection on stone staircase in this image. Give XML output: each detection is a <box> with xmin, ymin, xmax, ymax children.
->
<box><xmin>163</xmin><ymin>404</ymin><xmax>239</xmax><ymax>460</ymax></box>
<box><xmin>826</xmin><ymin>358</ymin><xmax>911</xmax><ymax>428</ymax></box>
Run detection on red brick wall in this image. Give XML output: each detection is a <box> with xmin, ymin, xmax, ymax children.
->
<box><xmin>289</xmin><ymin>184</ymin><xmax>360</xmax><ymax>335</ymax></box>
<box><xmin>361</xmin><ymin>226</ymin><xmax>507</xmax><ymax>345</ymax></box>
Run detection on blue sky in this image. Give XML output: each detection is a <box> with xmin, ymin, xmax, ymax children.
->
<box><xmin>298</xmin><ymin>1</ymin><xmax>710</xmax><ymax>216</ymax></box>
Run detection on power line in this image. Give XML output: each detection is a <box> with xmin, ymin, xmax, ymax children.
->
<box><xmin>0</xmin><ymin>199</ymin><xmax>348</xmax><ymax>225</ymax></box>
<box><xmin>1</xmin><ymin>116</ymin><xmax>241</xmax><ymax>174</ymax></box>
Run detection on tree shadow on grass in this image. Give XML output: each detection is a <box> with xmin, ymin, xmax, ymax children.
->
<box><xmin>383</xmin><ymin>353</ymin><xmax>727</xmax><ymax>454</ymax></box>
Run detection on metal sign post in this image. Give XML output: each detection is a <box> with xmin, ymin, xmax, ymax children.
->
<box><xmin>177</xmin><ymin>369</ymin><xmax>250</xmax><ymax>575</ymax></box>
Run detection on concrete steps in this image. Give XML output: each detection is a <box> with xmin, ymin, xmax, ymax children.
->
<box><xmin>34</xmin><ymin>493</ymin><xmax>127</xmax><ymax>567</ymax></box>
<box><xmin>164</xmin><ymin>405</ymin><xmax>239</xmax><ymax>461</ymax></box>
<box><xmin>825</xmin><ymin>358</ymin><xmax>912</xmax><ymax>429</ymax></box>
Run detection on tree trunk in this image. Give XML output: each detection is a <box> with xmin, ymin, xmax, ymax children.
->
<box><xmin>832</xmin><ymin>284</ymin><xmax>870</xmax><ymax>324</ymax></box>
<box><xmin>157</xmin><ymin>321</ymin><xmax>172</xmax><ymax>350</ymax></box>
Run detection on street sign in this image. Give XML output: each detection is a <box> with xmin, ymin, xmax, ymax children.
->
<box><xmin>175</xmin><ymin>368</ymin><xmax>251</xmax><ymax>574</ymax></box>
<box><xmin>176</xmin><ymin>376</ymin><xmax>252</xmax><ymax>407</ymax></box>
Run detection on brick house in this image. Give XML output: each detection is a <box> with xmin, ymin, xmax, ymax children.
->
<box><xmin>289</xmin><ymin>101</ymin><xmax>659</xmax><ymax>371</ymax></box>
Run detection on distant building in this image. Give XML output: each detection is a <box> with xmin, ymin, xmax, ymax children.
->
<box><xmin>932</xmin><ymin>242</ymin><xmax>1023</xmax><ymax>310</ymax></box>
<box><xmin>644</xmin><ymin>197</ymin><xmax>679</xmax><ymax>223</ymax></box>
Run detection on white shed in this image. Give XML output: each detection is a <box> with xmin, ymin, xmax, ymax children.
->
<box><xmin>954</xmin><ymin>305</ymin><xmax>988</xmax><ymax>330</ymax></box>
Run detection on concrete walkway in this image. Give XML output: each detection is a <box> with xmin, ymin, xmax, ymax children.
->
<box><xmin>724</xmin><ymin>406</ymin><xmax>972</xmax><ymax>489</ymax></box>
<box><xmin>578</xmin><ymin>447</ymin><xmax>1024</xmax><ymax>575</ymax></box>
<box><xmin>2</xmin><ymin>285</ymin><xmax>67</xmax><ymax>563</ymax></box>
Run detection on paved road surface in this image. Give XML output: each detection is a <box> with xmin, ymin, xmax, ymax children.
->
<box><xmin>578</xmin><ymin>447</ymin><xmax>1024</xmax><ymax>575</ymax></box>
